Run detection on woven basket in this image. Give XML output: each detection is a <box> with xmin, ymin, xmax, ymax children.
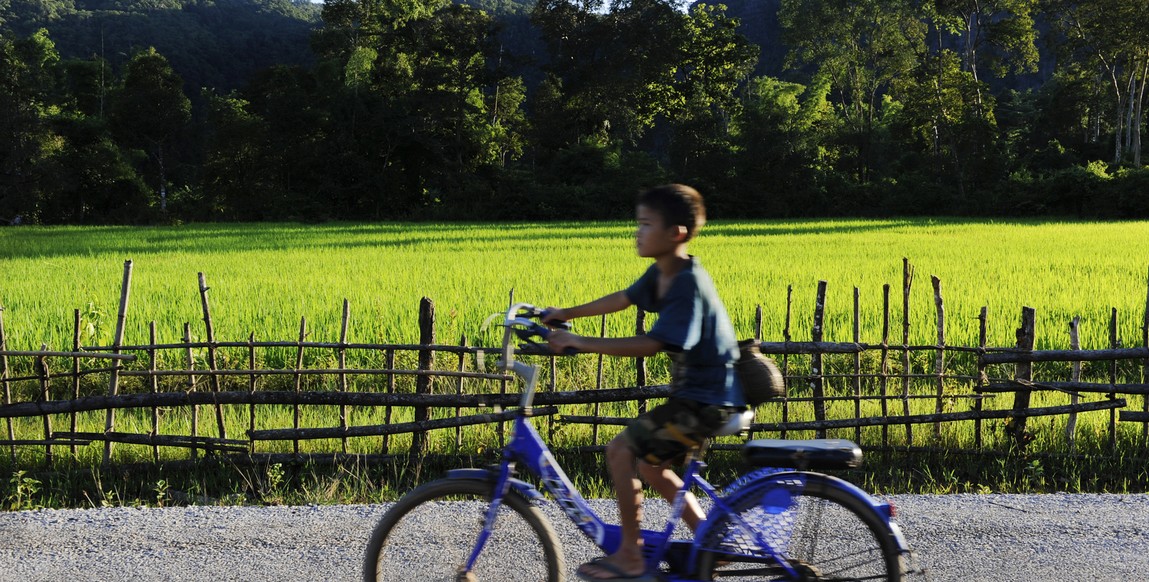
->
<box><xmin>737</xmin><ymin>339</ymin><xmax>786</xmax><ymax>406</ymax></box>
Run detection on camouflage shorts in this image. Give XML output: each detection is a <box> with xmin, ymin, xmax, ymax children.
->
<box><xmin>620</xmin><ymin>398</ymin><xmax>741</xmax><ymax>465</ymax></box>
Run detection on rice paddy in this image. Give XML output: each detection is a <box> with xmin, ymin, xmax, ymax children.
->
<box><xmin>2</xmin><ymin>219</ymin><xmax>1147</xmax><ymax>353</ymax></box>
<box><xmin>3</xmin><ymin>219</ymin><xmax>1149</xmax><ymax>501</ymax></box>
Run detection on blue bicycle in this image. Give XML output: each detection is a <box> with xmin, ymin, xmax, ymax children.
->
<box><xmin>363</xmin><ymin>303</ymin><xmax>916</xmax><ymax>581</ymax></box>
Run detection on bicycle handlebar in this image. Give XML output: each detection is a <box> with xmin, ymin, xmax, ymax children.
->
<box><xmin>501</xmin><ymin>303</ymin><xmax>576</xmax><ymax>357</ymax></box>
<box><xmin>497</xmin><ymin>302</ymin><xmax>575</xmax><ymax>409</ymax></box>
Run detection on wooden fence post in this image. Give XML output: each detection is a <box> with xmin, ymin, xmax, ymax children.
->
<box><xmin>902</xmin><ymin>258</ymin><xmax>914</xmax><ymax>447</ymax></box>
<box><xmin>71</xmin><ymin>309</ymin><xmax>81</xmax><ymax>456</ymax></box>
<box><xmin>382</xmin><ymin>348</ymin><xmax>395</xmax><ymax>454</ymax></box>
<box><xmin>932</xmin><ymin>275</ymin><xmax>946</xmax><ymax>439</ymax></box>
<box><xmin>1143</xmin><ymin>266</ymin><xmax>1149</xmax><ymax>446</ymax></box>
<box><xmin>499</xmin><ymin>289</ymin><xmax>512</xmax><ymax>449</ymax></box>
<box><xmin>755</xmin><ymin>304</ymin><xmax>763</xmax><ymax>339</ymax></box>
<box><xmin>548</xmin><ymin>352</ymin><xmax>557</xmax><ymax>442</ymax></box>
<box><xmin>182</xmin><ymin>323</ymin><xmax>199</xmax><ymax>460</ymax></box>
<box><xmin>1109</xmin><ymin>308</ymin><xmax>1119</xmax><ymax>449</ymax></box>
<box><xmin>1007</xmin><ymin>306</ymin><xmax>1036</xmax><ymax>450</ymax></box>
<box><xmin>592</xmin><ymin>315</ymin><xmax>606</xmax><ymax>445</ymax></box>
<box><xmin>455</xmin><ymin>334</ymin><xmax>466</xmax><ymax>451</ymax></box>
<box><xmin>853</xmin><ymin>287</ymin><xmax>862</xmax><ymax>443</ymax></box>
<box><xmin>781</xmin><ymin>284</ymin><xmax>792</xmax><ymax>439</ymax></box>
<box><xmin>974</xmin><ymin>306</ymin><xmax>987</xmax><ymax>449</ymax></box>
<box><xmin>197</xmin><ymin>272</ymin><xmax>226</xmax><ymax>441</ymax></box>
<box><xmin>339</xmin><ymin>299</ymin><xmax>350</xmax><ymax>454</ymax></box>
<box><xmin>103</xmin><ymin>259</ymin><xmax>132</xmax><ymax>464</ymax></box>
<box><xmin>880</xmin><ymin>285</ymin><xmax>891</xmax><ymax>448</ymax></box>
<box><xmin>1</xmin><ymin>304</ymin><xmax>12</xmax><ymax>462</ymax></box>
<box><xmin>1067</xmin><ymin>316</ymin><xmax>1081</xmax><ymax>452</ymax></box>
<box><xmin>411</xmin><ymin>298</ymin><xmax>435</xmax><ymax>459</ymax></box>
<box><xmin>248</xmin><ymin>332</ymin><xmax>256</xmax><ymax>454</ymax></box>
<box><xmin>752</xmin><ymin>304</ymin><xmax>764</xmax><ymax>441</ymax></box>
<box><xmin>36</xmin><ymin>345</ymin><xmax>52</xmax><ymax>465</ymax></box>
<box><xmin>811</xmin><ymin>281</ymin><xmax>827</xmax><ymax>438</ymax></box>
<box><xmin>636</xmin><ymin>309</ymin><xmax>647</xmax><ymax>414</ymax></box>
<box><xmin>293</xmin><ymin>316</ymin><xmax>306</xmax><ymax>456</ymax></box>
<box><xmin>148</xmin><ymin>322</ymin><xmax>160</xmax><ymax>462</ymax></box>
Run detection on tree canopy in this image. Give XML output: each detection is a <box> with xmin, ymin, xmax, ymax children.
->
<box><xmin>2</xmin><ymin>0</ymin><xmax>1148</xmax><ymax>224</ymax></box>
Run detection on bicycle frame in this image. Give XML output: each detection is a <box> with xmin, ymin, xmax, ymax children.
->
<box><xmin>458</xmin><ymin>410</ymin><xmax>806</xmax><ymax>581</ymax></box>
<box><xmin>450</xmin><ymin>303</ymin><xmax>905</xmax><ymax>581</ymax></box>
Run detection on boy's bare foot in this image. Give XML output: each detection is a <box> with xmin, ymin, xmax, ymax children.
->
<box><xmin>575</xmin><ymin>554</ymin><xmax>652</xmax><ymax>581</ymax></box>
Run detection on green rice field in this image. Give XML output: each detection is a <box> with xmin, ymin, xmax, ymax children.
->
<box><xmin>1</xmin><ymin>219</ymin><xmax>1147</xmax><ymax>353</ymax></box>
<box><xmin>4</xmin><ymin>219</ymin><xmax>1149</xmax><ymax>500</ymax></box>
<box><xmin>0</xmin><ymin>220</ymin><xmax>1144</xmax><ymax>353</ymax></box>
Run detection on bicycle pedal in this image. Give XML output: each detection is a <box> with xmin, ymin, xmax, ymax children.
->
<box><xmin>661</xmin><ymin>541</ymin><xmax>692</xmax><ymax>576</ymax></box>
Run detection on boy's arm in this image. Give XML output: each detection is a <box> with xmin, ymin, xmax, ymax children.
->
<box><xmin>547</xmin><ymin>291</ymin><xmax>631</xmax><ymax>322</ymax></box>
<box><xmin>547</xmin><ymin>331</ymin><xmax>663</xmax><ymax>358</ymax></box>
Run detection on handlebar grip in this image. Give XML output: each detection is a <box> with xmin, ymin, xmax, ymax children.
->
<box><xmin>539</xmin><ymin>326</ymin><xmax>579</xmax><ymax>355</ymax></box>
<box><xmin>516</xmin><ymin>323</ymin><xmax>578</xmax><ymax>355</ymax></box>
<box><xmin>540</xmin><ymin>309</ymin><xmax>572</xmax><ymax>331</ymax></box>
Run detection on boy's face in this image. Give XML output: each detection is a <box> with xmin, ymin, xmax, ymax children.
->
<box><xmin>635</xmin><ymin>204</ymin><xmax>686</xmax><ymax>258</ymax></box>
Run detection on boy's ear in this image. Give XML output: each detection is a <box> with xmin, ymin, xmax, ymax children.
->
<box><xmin>672</xmin><ymin>225</ymin><xmax>689</xmax><ymax>242</ymax></box>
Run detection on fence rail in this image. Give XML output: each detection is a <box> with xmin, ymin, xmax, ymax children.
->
<box><xmin>1</xmin><ymin>259</ymin><xmax>1148</xmax><ymax>469</ymax></box>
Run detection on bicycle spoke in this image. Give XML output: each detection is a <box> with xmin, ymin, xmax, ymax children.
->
<box><xmin>363</xmin><ymin>480</ymin><xmax>563</xmax><ymax>582</ymax></box>
<box><xmin>697</xmin><ymin>474</ymin><xmax>903</xmax><ymax>581</ymax></box>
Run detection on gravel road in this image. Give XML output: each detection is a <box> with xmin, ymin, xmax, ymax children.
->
<box><xmin>2</xmin><ymin>493</ymin><xmax>1147</xmax><ymax>581</ymax></box>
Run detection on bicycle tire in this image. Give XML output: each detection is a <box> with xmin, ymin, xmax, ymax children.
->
<box><xmin>362</xmin><ymin>478</ymin><xmax>565</xmax><ymax>582</ymax></box>
<box><xmin>696</xmin><ymin>472</ymin><xmax>905</xmax><ymax>581</ymax></box>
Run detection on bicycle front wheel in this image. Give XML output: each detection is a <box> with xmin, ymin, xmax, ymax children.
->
<box><xmin>362</xmin><ymin>478</ymin><xmax>565</xmax><ymax>582</ymax></box>
<box><xmin>697</xmin><ymin>473</ymin><xmax>905</xmax><ymax>581</ymax></box>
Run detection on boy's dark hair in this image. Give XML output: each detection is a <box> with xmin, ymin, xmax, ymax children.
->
<box><xmin>637</xmin><ymin>184</ymin><xmax>707</xmax><ymax>240</ymax></box>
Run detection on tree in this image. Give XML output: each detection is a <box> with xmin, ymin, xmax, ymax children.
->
<box><xmin>41</xmin><ymin>113</ymin><xmax>151</xmax><ymax>223</ymax></box>
<box><xmin>60</xmin><ymin>55</ymin><xmax>111</xmax><ymax>118</ymax></box>
<box><xmin>241</xmin><ymin>65</ymin><xmax>329</xmax><ymax>219</ymax></box>
<box><xmin>531</xmin><ymin>0</ymin><xmax>689</xmax><ymax>145</ymax></box>
<box><xmin>927</xmin><ymin>0</ymin><xmax>1040</xmax><ymax>101</ymax></box>
<box><xmin>201</xmin><ymin>91</ymin><xmax>274</xmax><ymax>220</ymax></box>
<box><xmin>891</xmin><ymin>50</ymin><xmax>1000</xmax><ymax>205</ymax></box>
<box><xmin>731</xmin><ymin>74</ymin><xmax>834</xmax><ymax>216</ymax></box>
<box><xmin>779</xmin><ymin>0</ymin><xmax>927</xmax><ymax>184</ymax></box>
<box><xmin>1047</xmin><ymin>0</ymin><xmax>1149</xmax><ymax>166</ymax></box>
<box><xmin>108</xmin><ymin>47</ymin><xmax>190</xmax><ymax>213</ymax></box>
<box><xmin>488</xmin><ymin>75</ymin><xmax>528</xmax><ymax>167</ymax></box>
<box><xmin>0</xmin><ymin>28</ymin><xmax>61</xmax><ymax>223</ymax></box>
<box><xmin>529</xmin><ymin>0</ymin><xmax>757</xmax><ymax>199</ymax></box>
<box><xmin>668</xmin><ymin>2</ymin><xmax>758</xmax><ymax>190</ymax></box>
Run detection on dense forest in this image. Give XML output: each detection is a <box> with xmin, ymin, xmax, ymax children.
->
<box><xmin>1</xmin><ymin>0</ymin><xmax>1147</xmax><ymax>224</ymax></box>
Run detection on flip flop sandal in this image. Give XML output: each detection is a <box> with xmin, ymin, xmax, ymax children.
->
<box><xmin>575</xmin><ymin>556</ymin><xmax>657</xmax><ymax>582</ymax></box>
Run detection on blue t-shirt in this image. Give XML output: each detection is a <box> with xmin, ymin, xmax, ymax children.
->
<box><xmin>625</xmin><ymin>257</ymin><xmax>745</xmax><ymax>407</ymax></box>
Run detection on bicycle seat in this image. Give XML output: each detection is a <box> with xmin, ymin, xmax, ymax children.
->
<box><xmin>712</xmin><ymin>409</ymin><xmax>755</xmax><ymax>437</ymax></box>
<box><xmin>742</xmin><ymin>438</ymin><xmax>862</xmax><ymax>470</ymax></box>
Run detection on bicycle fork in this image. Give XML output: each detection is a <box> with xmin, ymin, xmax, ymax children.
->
<box><xmin>461</xmin><ymin>461</ymin><xmax>517</xmax><ymax>577</ymax></box>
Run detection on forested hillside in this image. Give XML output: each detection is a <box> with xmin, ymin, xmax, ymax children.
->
<box><xmin>2</xmin><ymin>0</ymin><xmax>1148</xmax><ymax>225</ymax></box>
<box><xmin>1</xmin><ymin>0</ymin><xmax>320</xmax><ymax>93</ymax></box>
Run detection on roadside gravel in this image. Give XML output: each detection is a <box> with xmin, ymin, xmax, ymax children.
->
<box><xmin>2</xmin><ymin>493</ymin><xmax>1147</xmax><ymax>581</ymax></box>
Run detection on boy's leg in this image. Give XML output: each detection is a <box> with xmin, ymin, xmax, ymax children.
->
<box><xmin>638</xmin><ymin>460</ymin><xmax>704</xmax><ymax>532</ymax></box>
<box><xmin>578</xmin><ymin>434</ymin><xmax>647</xmax><ymax>579</ymax></box>
<box><xmin>579</xmin><ymin>398</ymin><xmax>724</xmax><ymax>579</ymax></box>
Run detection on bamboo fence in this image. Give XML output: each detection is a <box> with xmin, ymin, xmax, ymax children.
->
<box><xmin>1</xmin><ymin>259</ymin><xmax>1147</xmax><ymax>469</ymax></box>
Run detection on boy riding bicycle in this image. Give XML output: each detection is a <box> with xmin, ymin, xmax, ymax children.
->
<box><xmin>545</xmin><ymin>184</ymin><xmax>745</xmax><ymax>582</ymax></box>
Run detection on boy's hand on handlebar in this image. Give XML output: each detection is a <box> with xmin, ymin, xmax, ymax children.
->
<box><xmin>542</xmin><ymin>307</ymin><xmax>570</xmax><ymax>327</ymax></box>
<box><xmin>546</xmin><ymin>330</ymin><xmax>582</xmax><ymax>354</ymax></box>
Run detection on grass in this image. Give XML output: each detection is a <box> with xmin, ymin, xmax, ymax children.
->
<box><xmin>3</xmin><ymin>219</ymin><xmax>1149</xmax><ymax>352</ymax></box>
<box><xmin>6</xmin><ymin>439</ymin><xmax>1149</xmax><ymax>511</ymax></box>
<box><xmin>3</xmin><ymin>218</ymin><xmax>1149</xmax><ymax>506</ymax></box>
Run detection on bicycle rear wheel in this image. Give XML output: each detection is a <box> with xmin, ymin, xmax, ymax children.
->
<box><xmin>697</xmin><ymin>473</ymin><xmax>905</xmax><ymax>581</ymax></box>
<box><xmin>363</xmin><ymin>478</ymin><xmax>565</xmax><ymax>582</ymax></box>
